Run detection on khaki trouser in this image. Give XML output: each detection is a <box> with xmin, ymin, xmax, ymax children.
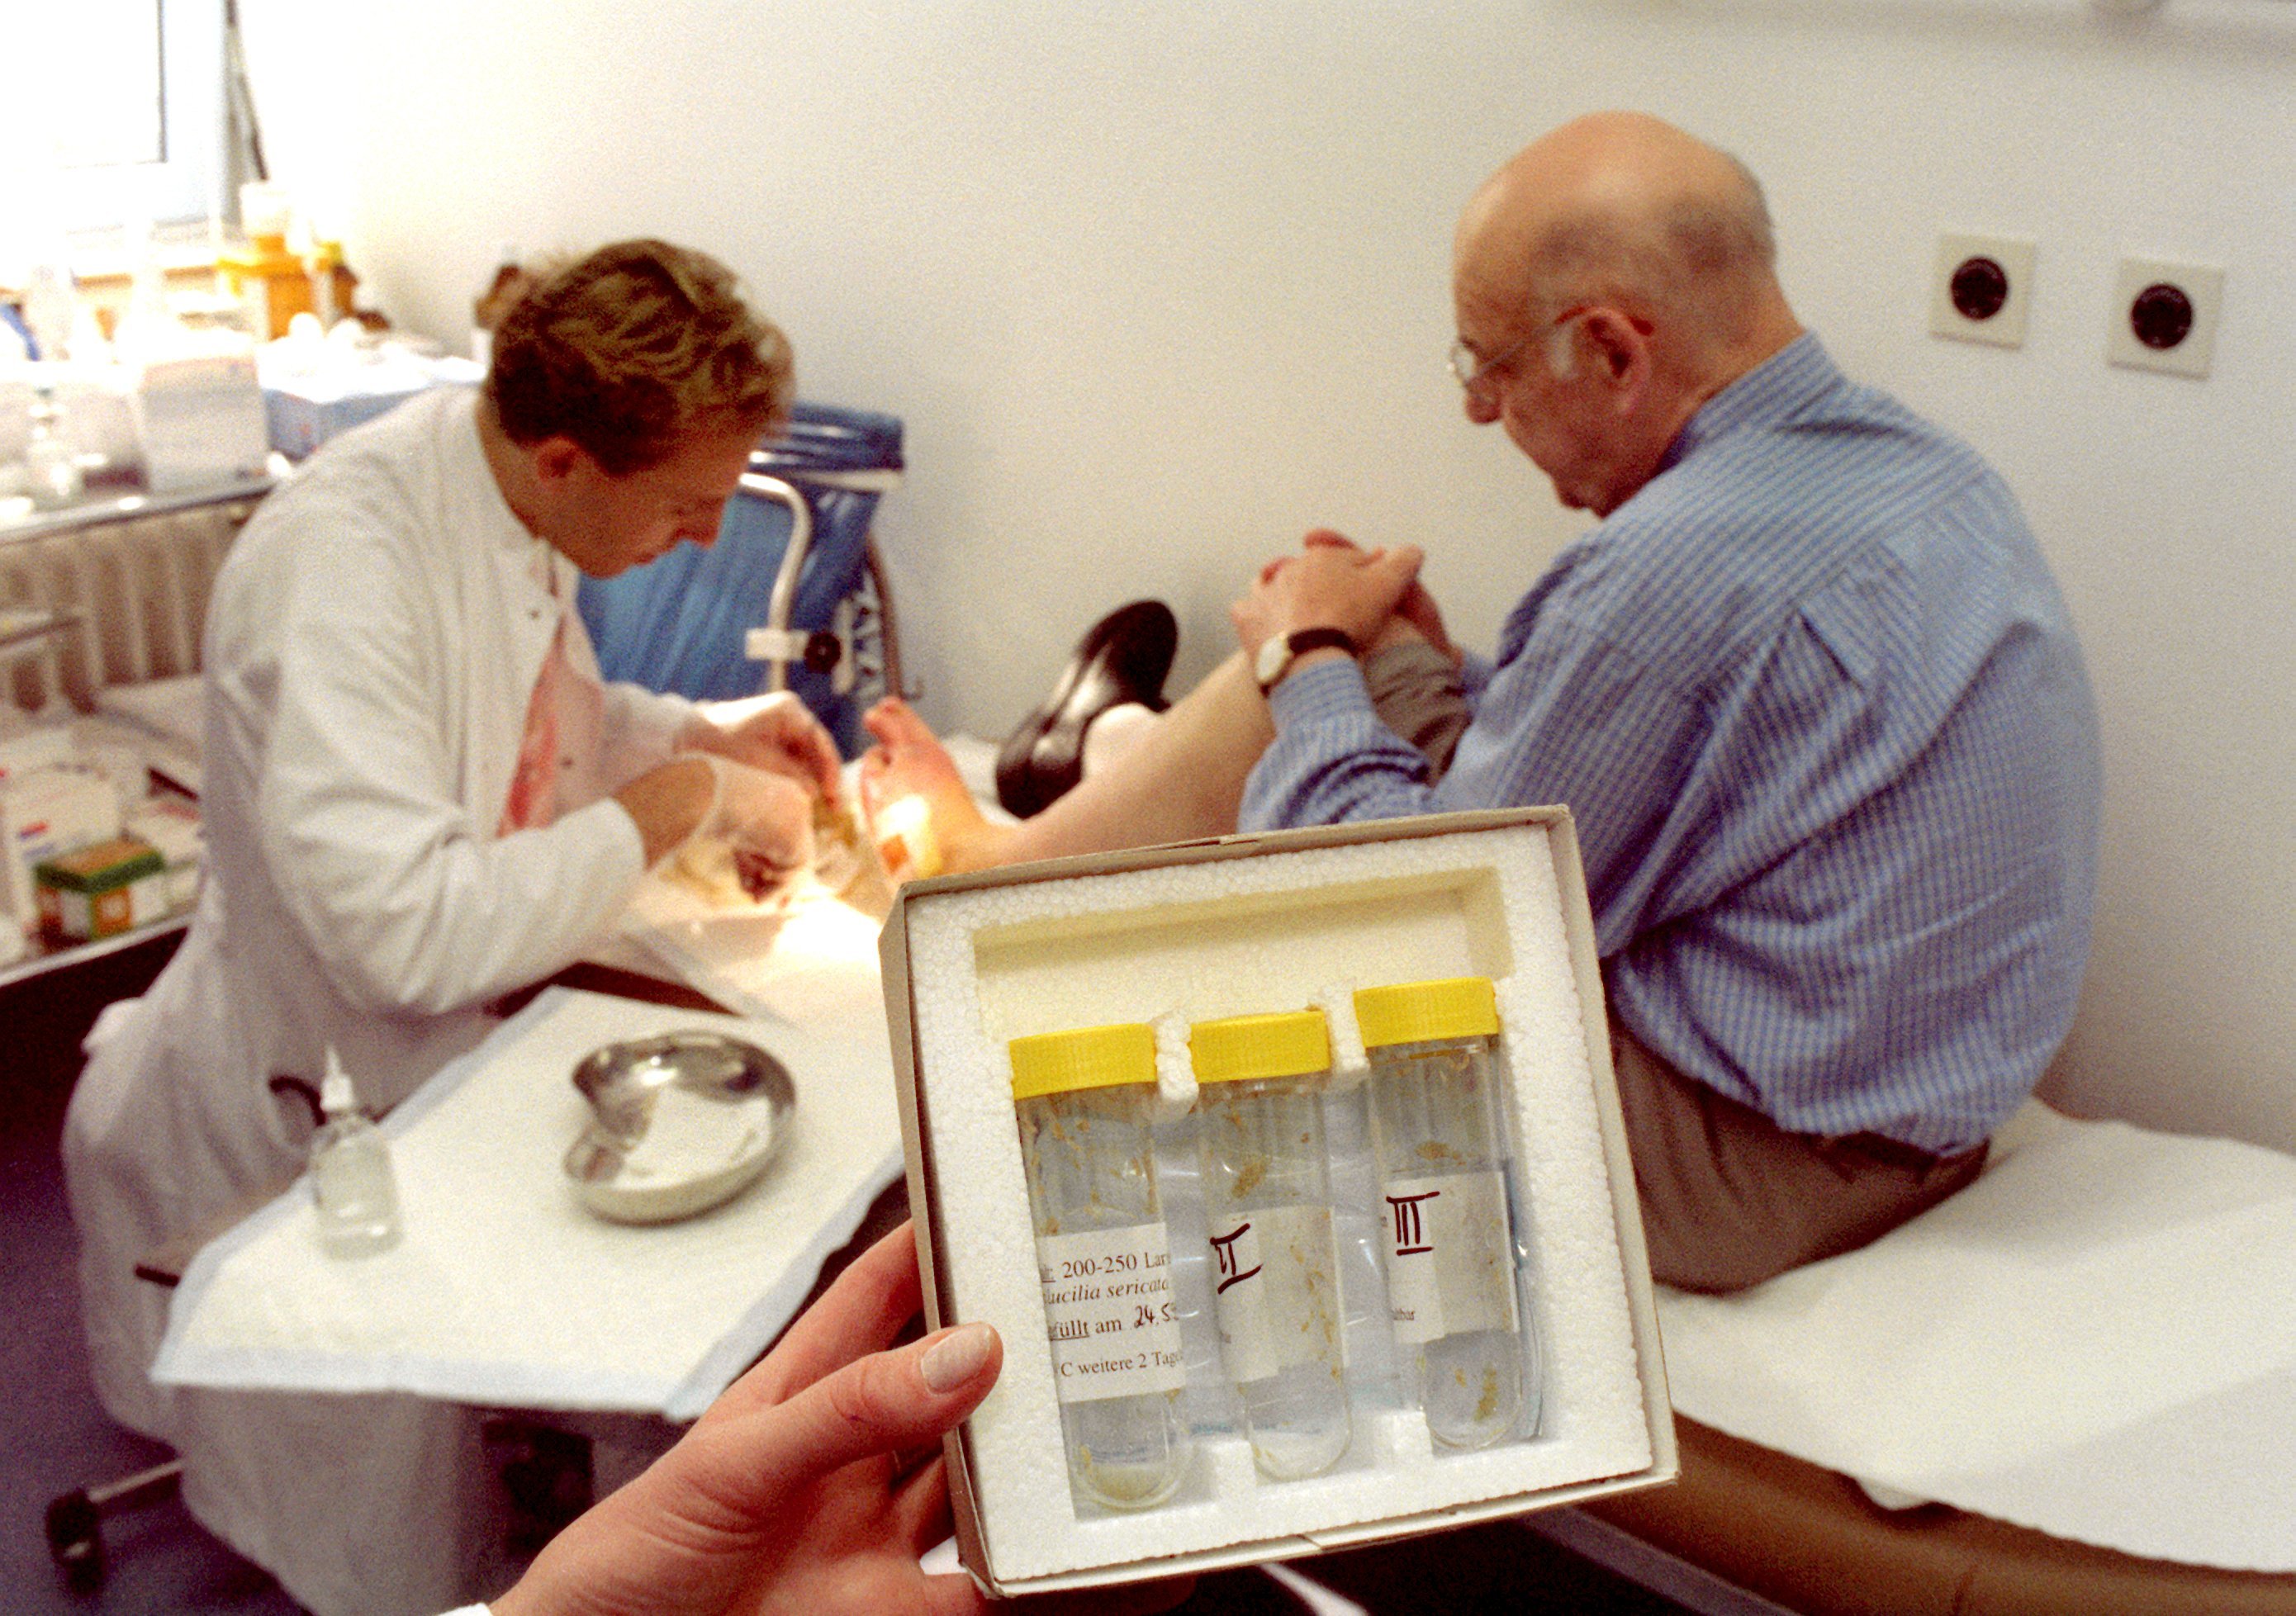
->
<box><xmin>1608</xmin><ymin>1016</ymin><xmax>1987</xmax><ymax>1293</ymax></box>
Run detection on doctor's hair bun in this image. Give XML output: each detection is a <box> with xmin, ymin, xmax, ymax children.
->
<box><xmin>486</xmin><ymin>238</ymin><xmax>794</xmax><ymax>476</ymax></box>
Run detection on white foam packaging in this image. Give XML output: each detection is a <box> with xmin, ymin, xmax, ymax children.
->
<box><xmin>879</xmin><ymin>808</ymin><xmax>1676</xmax><ymax>1594</ymax></box>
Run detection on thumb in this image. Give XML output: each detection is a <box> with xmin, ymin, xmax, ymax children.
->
<box><xmin>763</xmin><ymin>1322</ymin><xmax>1003</xmax><ymax>1490</ymax></box>
<box><xmin>1372</xmin><ymin>544</ymin><xmax>1425</xmax><ymax>599</ymax></box>
<box><xmin>776</xmin><ymin>707</ymin><xmax>846</xmax><ymax>800</ymax></box>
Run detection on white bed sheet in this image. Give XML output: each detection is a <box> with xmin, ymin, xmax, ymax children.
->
<box><xmin>1655</xmin><ymin>1102</ymin><xmax>2296</xmax><ymax>1571</ymax></box>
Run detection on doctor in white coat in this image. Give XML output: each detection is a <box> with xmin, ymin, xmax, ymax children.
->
<box><xmin>62</xmin><ymin>239</ymin><xmax>837</xmax><ymax>1616</ymax></box>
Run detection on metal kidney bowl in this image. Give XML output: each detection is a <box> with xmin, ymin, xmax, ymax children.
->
<box><xmin>562</xmin><ymin>1031</ymin><xmax>797</xmax><ymax>1224</ymax></box>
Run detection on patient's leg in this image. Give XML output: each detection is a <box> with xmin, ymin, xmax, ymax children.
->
<box><xmin>1033</xmin><ymin>626</ymin><xmax>1467</xmax><ymax>861</ymax></box>
<box><xmin>860</xmin><ymin>651</ymin><xmax>1272</xmax><ymax>872</ymax></box>
<box><xmin>861</xmin><ymin>616</ymin><xmax>1470</xmax><ymax>877</ymax></box>
<box><xmin>1008</xmin><ymin>650</ymin><xmax>1273</xmax><ymax>859</ymax></box>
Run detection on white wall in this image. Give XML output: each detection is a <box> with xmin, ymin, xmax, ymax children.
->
<box><xmin>243</xmin><ymin>0</ymin><xmax>2296</xmax><ymax>1153</ymax></box>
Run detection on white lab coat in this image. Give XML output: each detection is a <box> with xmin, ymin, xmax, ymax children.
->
<box><xmin>61</xmin><ymin>388</ymin><xmax>695</xmax><ymax>1615</ymax></box>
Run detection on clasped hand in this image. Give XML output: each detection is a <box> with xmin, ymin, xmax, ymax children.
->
<box><xmin>1231</xmin><ymin>528</ymin><xmax>1456</xmax><ymax>666</ymax></box>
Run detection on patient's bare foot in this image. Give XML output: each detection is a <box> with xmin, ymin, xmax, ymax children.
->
<box><xmin>858</xmin><ymin>699</ymin><xmax>1018</xmax><ymax>876</ymax></box>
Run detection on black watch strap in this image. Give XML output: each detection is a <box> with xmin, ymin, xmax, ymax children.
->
<box><xmin>1259</xmin><ymin>626</ymin><xmax>1359</xmax><ymax>692</ymax></box>
<box><xmin>1287</xmin><ymin>627</ymin><xmax>1359</xmax><ymax>661</ymax></box>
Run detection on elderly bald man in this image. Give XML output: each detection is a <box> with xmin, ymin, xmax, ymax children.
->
<box><xmin>863</xmin><ymin>112</ymin><xmax>2101</xmax><ymax>1291</ymax></box>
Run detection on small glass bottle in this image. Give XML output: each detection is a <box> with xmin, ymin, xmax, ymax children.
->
<box><xmin>1189</xmin><ymin>1010</ymin><xmax>1352</xmax><ymax>1481</ymax></box>
<box><xmin>26</xmin><ymin>389</ymin><xmax>83</xmax><ymax>509</ymax></box>
<box><xmin>310</xmin><ymin>1049</ymin><xmax>402</xmax><ymax>1258</ymax></box>
<box><xmin>1009</xmin><ymin>1024</ymin><xmax>1189</xmax><ymax>1509</ymax></box>
<box><xmin>1356</xmin><ymin>978</ymin><xmax>1533</xmax><ymax>1451</ymax></box>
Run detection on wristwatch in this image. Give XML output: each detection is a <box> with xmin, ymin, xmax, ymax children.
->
<box><xmin>1255</xmin><ymin>627</ymin><xmax>1359</xmax><ymax>693</ymax></box>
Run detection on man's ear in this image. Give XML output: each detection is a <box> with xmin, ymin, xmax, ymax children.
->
<box><xmin>1580</xmin><ymin>309</ymin><xmax>1650</xmax><ymax>408</ymax></box>
<box><xmin>531</xmin><ymin>436</ymin><xmax>589</xmax><ymax>486</ymax></box>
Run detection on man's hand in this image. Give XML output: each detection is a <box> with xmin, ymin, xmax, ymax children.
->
<box><xmin>1231</xmin><ymin>529</ymin><xmax>1424</xmax><ymax>663</ymax></box>
<box><xmin>490</xmin><ymin>1225</ymin><xmax>1000</xmax><ymax>1616</ymax></box>
<box><xmin>691</xmin><ymin>755</ymin><xmax>817</xmax><ymax>895</ymax></box>
<box><xmin>681</xmin><ymin>693</ymin><xmax>844</xmax><ymax>805</ymax></box>
<box><xmin>1300</xmin><ymin>528</ymin><xmax>1459</xmax><ymax>664</ymax></box>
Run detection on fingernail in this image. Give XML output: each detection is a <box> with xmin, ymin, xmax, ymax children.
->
<box><xmin>920</xmin><ymin>1323</ymin><xmax>997</xmax><ymax>1393</ymax></box>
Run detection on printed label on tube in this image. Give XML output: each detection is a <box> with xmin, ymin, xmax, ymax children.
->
<box><xmin>1036</xmin><ymin>1223</ymin><xmax>1186</xmax><ymax>1403</ymax></box>
<box><xmin>1378</xmin><ymin>1170</ymin><xmax>1520</xmax><ymax>1346</ymax></box>
<box><xmin>1205</xmin><ymin>1202</ymin><xmax>1345</xmax><ymax>1386</ymax></box>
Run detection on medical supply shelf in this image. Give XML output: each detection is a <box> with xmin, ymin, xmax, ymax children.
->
<box><xmin>0</xmin><ymin>908</ymin><xmax>191</xmax><ymax>993</ymax></box>
<box><xmin>5</xmin><ymin>480</ymin><xmax>260</xmax><ymax>991</ymax></box>
<box><xmin>0</xmin><ymin>472</ymin><xmax>278</xmax><ymax>544</ymax></box>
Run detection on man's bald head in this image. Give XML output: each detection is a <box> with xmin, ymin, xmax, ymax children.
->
<box><xmin>1456</xmin><ymin>112</ymin><xmax>1792</xmax><ymax>381</ymax></box>
<box><xmin>1449</xmin><ymin>113</ymin><xmax>1802</xmax><ymax>515</ymax></box>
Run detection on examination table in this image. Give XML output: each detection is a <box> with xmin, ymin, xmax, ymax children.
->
<box><xmin>1571</xmin><ymin>1097</ymin><xmax>2296</xmax><ymax>1615</ymax></box>
<box><xmin>1577</xmin><ymin>1415</ymin><xmax>2296</xmax><ymax>1615</ymax></box>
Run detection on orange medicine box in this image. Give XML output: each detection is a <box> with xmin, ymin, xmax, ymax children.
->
<box><xmin>36</xmin><ymin>835</ymin><xmax>168</xmax><ymax>941</ymax></box>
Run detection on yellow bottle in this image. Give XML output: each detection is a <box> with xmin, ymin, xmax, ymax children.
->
<box><xmin>217</xmin><ymin>182</ymin><xmax>315</xmax><ymax>340</ymax></box>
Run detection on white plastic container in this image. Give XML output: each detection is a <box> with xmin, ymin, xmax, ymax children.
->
<box><xmin>1355</xmin><ymin>976</ymin><xmax>1537</xmax><ymax>1451</ymax></box>
<box><xmin>1009</xmin><ymin>1023</ymin><xmax>1189</xmax><ymax>1509</ymax></box>
<box><xmin>25</xmin><ymin>389</ymin><xmax>83</xmax><ymax>506</ymax></box>
<box><xmin>1188</xmin><ymin>1009</ymin><xmax>1352</xmax><ymax>1481</ymax></box>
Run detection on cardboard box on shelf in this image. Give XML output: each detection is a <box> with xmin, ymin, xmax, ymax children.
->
<box><xmin>257</xmin><ymin>343</ymin><xmax>482</xmax><ymax>460</ymax></box>
<box><xmin>124</xmin><ymin>794</ymin><xmax>203</xmax><ymax>912</ymax></box>
<box><xmin>36</xmin><ymin>832</ymin><xmax>166</xmax><ymax>941</ymax></box>
<box><xmin>1</xmin><ymin>761</ymin><xmax>123</xmax><ymax>937</ymax></box>
<box><xmin>130</xmin><ymin>337</ymin><xmax>270</xmax><ymax>492</ymax></box>
<box><xmin>878</xmin><ymin>808</ymin><xmax>1674</xmax><ymax>1595</ymax></box>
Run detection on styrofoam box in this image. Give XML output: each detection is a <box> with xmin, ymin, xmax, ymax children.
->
<box><xmin>879</xmin><ymin>808</ymin><xmax>1676</xmax><ymax>1595</ymax></box>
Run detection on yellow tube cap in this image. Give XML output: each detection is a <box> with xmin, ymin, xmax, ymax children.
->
<box><xmin>1188</xmin><ymin>1010</ymin><xmax>1331</xmax><ymax>1086</ymax></box>
<box><xmin>1353</xmin><ymin>977</ymin><xmax>1499</xmax><ymax>1050</ymax></box>
<box><xmin>1009</xmin><ymin>1023</ymin><xmax>1159</xmax><ymax>1102</ymax></box>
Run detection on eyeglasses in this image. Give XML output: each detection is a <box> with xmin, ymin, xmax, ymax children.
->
<box><xmin>1446</xmin><ymin>307</ymin><xmax>1592</xmax><ymax>396</ymax></box>
<box><xmin>1447</xmin><ymin>334</ymin><xmax>1529</xmax><ymax>396</ymax></box>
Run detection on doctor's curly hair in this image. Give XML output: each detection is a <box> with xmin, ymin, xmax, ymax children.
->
<box><xmin>484</xmin><ymin>239</ymin><xmax>793</xmax><ymax>475</ymax></box>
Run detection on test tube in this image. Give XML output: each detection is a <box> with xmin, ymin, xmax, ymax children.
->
<box><xmin>1009</xmin><ymin>1024</ymin><xmax>1190</xmax><ymax>1509</ymax></box>
<box><xmin>1355</xmin><ymin>977</ymin><xmax>1534</xmax><ymax>1451</ymax></box>
<box><xmin>1188</xmin><ymin>1010</ymin><xmax>1352</xmax><ymax>1481</ymax></box>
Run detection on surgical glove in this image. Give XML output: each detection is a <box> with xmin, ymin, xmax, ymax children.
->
<box><xmin>680</xmin><ymin>693</ymin><xmax>844</xmax><ymax>805</ymax></box>
<box><xmin>686</xmin><ymin>754</ymin><xmax>815</xmax><ymax>898</ymax></box>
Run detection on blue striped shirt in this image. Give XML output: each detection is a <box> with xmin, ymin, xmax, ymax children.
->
<box><xmin>1241</xmin><ymin>334</ymin><xmax>2099</xmax><ymax>1152</ymax></box>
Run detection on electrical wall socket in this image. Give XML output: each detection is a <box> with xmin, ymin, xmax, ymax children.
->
<box><xmin>1929</xmin><ymin>234</ymin><xmax>2036</xmax><ymax>348</ymax></box>
<box><xmin>2107</xmin><ymin>258</ymin><xmax>2224</xmax><ymax>378</ymax></box>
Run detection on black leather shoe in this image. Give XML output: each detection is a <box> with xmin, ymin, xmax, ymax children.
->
<box><xmin>996</xmin><ymin>600</ymin><xmax>1178</xmax><ymax>818</ymax></box>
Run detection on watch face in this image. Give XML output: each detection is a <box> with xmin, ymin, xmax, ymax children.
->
<box><xmin>1254</xmin><ymin>634</ymin><xmax>1289</xmax><ymax>689</ymax></box>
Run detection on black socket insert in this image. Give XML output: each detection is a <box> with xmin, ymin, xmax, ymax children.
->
<box><xmin>1949</xmin><ymin>256</ymin><xmax>2011</xmax><ymax>322</ymax></box>
<box><xmin>2130</xmin><ymin>282</ymin><xmax>2194</xmax><ymax>351</ymax></box>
